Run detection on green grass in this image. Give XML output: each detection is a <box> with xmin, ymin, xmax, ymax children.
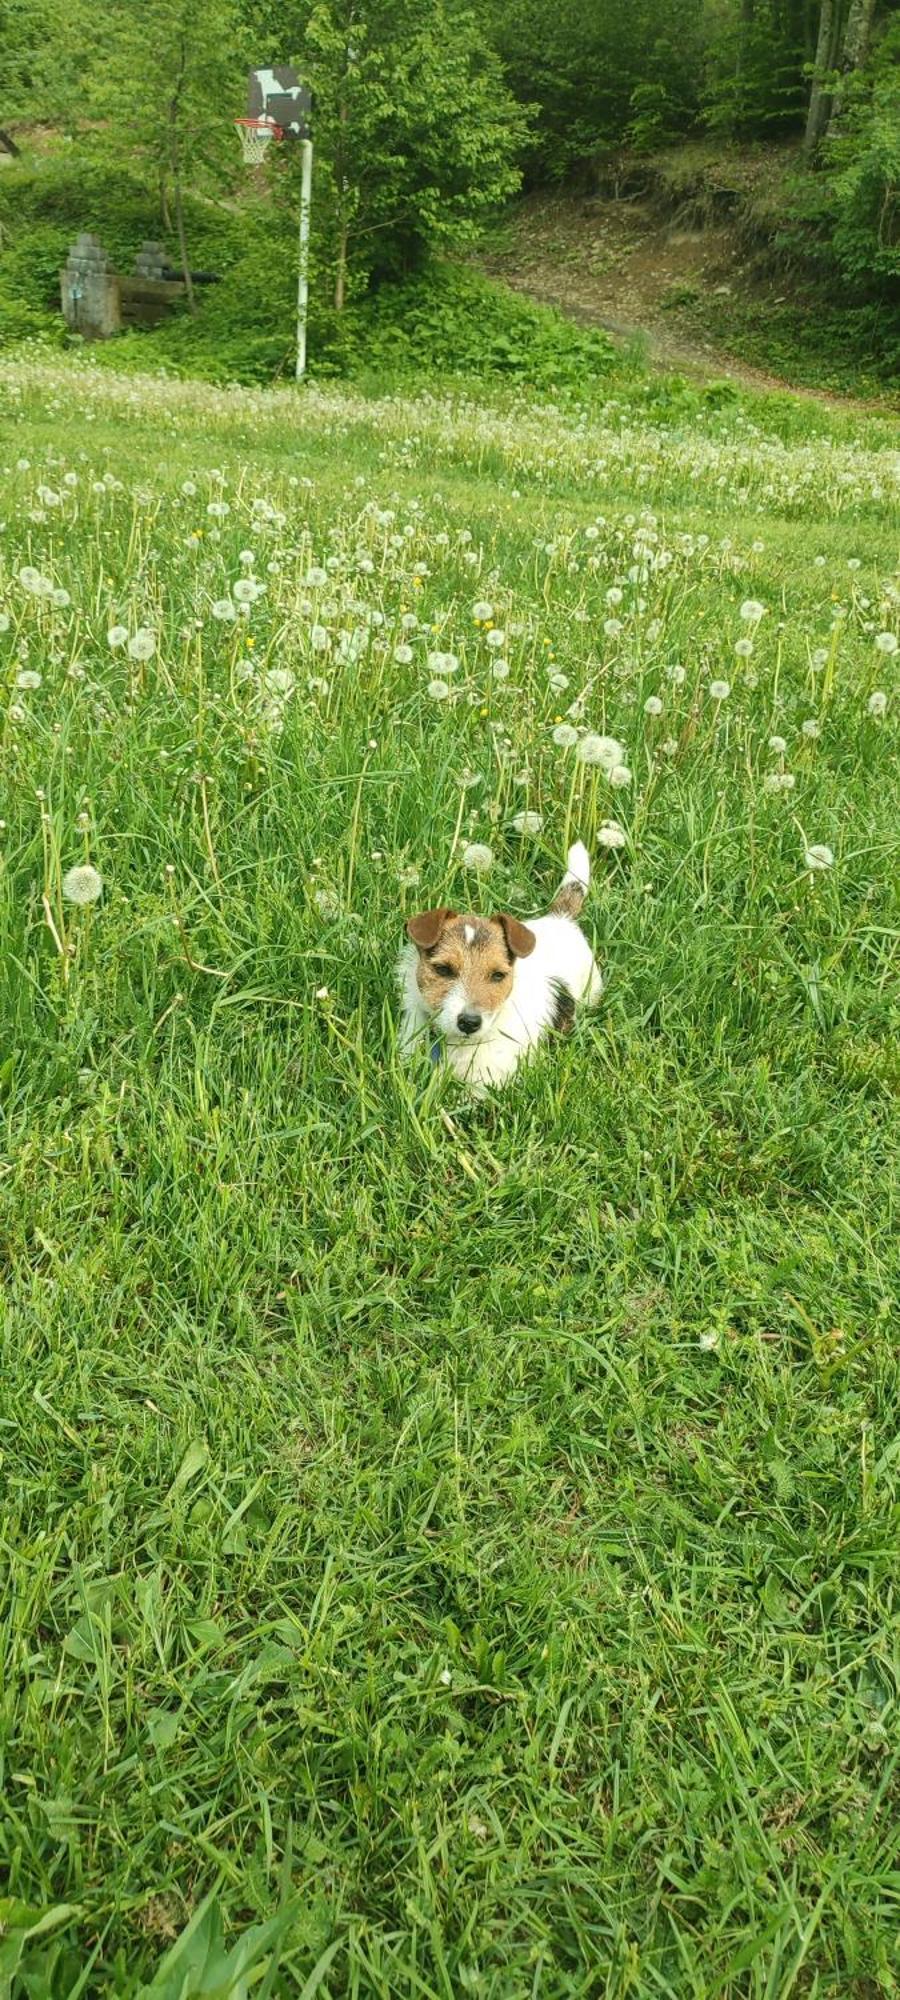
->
<box><xmin>1</xmin><ymin>353</ymin><xmax>898</xmax><ymax>1998</ymax></box>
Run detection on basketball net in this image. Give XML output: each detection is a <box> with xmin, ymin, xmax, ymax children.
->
<box><xmin>234</xmin><ymin>117</ymin><xmax>281</xmax><ymax>166</ymax></box>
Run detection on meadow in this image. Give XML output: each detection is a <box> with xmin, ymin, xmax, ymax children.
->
<box><xmin>0</xmin><ymin>352</ymin><xmax>898</xmax><ymax>1996</ymax></box>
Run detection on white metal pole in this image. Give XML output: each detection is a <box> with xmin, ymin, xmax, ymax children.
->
<box><xmin>296</xmin><ymin>138</ymin><xmax>313</xmax><ymax>381</ymax></box>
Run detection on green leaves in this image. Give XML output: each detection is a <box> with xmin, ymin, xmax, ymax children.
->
<box><xmin>0</xmin><ymin>1903</ymin><xmax>81</xmax><ymax>2000</ymax></box>
<box><xmin>135</xmin><ymin>1893</ymin><xmax>298</xmax><ymax>2000</ymax></box>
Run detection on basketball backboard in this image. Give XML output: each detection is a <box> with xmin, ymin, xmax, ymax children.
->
<box><xmin>246</xmin><ymin>67</ymin><xmax>311</xmax><ymax>138</ymax></box>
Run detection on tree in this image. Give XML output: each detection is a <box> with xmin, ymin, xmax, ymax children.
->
<box><xmin>249</xmin><ymin>0</ymin><xmax>528</xmax><ymax>306</ymax></box>
<box><xmin>61</xmin><ymin>0</ymin><xmax>248</xmax><ymax>301</ymax></box>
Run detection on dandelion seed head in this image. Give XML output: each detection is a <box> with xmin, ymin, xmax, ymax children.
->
<box><xmin>127</xmin><ymin>628</ymin><xmax>156</xmax><ymax>662</ymax></box>
<box><xmin>62</xmin><ymin>863</ymin><xmax>103</xmax><ymax>905</ymax></box>
<box><xmin>576</xmin><ymin>734</ymin><xmax>624</xmax><ymax>768</ymax></box>
<box><xmin>461</xmin><ymin>842</ymin><xmax>493</xmax><ymax>872</ymax></box>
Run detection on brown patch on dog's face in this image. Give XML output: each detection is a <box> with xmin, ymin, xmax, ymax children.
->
<box><xmin>407</xmin><ymin>909</ymin><xmax>535</xmax><ymax>1037</ymax></box>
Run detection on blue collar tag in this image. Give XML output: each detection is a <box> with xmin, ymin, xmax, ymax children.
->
<box><xmin>429</xmin><ymin>1040</ymin><xmax>442</xmax><ymax>1067</ymax></box>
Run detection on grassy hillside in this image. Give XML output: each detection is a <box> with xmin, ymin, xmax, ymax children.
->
<box><xmin>1</xmin><ymin>354</ymin><xmax>898</xmax><ymax>1995</ymax></box>
<box><xmin>480</xmin><ymin>148</ymin><xmax>900</xmax><ymax>401</ymax></box>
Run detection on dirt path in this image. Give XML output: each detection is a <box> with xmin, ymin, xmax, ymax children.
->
<box><xmin>479</xmin><ymin>193</ymin><xmax>891</xmax><ymax>412</ymax></box>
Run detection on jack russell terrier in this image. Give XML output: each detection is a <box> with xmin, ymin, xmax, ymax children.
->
<box><xmin>398</xmin><ymin>842</ymin><xmax>602</xmax><ymax>1092</ymax></box>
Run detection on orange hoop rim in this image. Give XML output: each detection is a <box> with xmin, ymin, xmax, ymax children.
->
<box><xmin>235</xmin><ymin>115</ymin><xmax>284</xmax><ymax>138</ymax></box>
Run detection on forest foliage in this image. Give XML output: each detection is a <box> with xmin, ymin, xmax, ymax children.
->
<box><xmin>0</xmin><ymin>0</ymin><xmax>896</xmax><ymax>370</ymax></box>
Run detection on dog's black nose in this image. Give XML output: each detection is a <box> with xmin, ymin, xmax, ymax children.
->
<box><xmin>457</xmin><ymin>1011</ymin><xmax>482</xmax><ymax>1036</ymax></box>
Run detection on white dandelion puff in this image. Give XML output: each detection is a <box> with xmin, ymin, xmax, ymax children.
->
<box><xmin>427</xmin><ymin>679</ymin><xmax>450</xmax><ymax>701</ymax></box>
<box><xmin>264</xmin><ymin>667</ymin><xmax>295</xmax><ymax>699</ymax></box>
<box><xmin>576</xmin><ymin>734</ymin><xmax>624</xmax><ymax>768</ymax></box>
<box><xmin>128</xmin><ymin>628</ymin><xmax>157</xmax><ymax>662</ymax></box>
<box><xmin>874</xmin><ymin>632</ymin><xmax>898</xmax><ymax>655</ymax></box>
<box><xmin>472</xmin><ymin>600</ymin><xmax>493</xmax><ymax>622</ymax></box>
<box><xmin>597</xmin><ymin>820</ymin><xmax>627</xmax><ymax>850</ymax></box>
<box><xmin>739</xmin><ymin>600</ymin><xmax>765</xmax><ymax>624</ymax></box>
<box><xmin>608</xmin><ymin>763</ymin><xmax>632</xmax><ymax>789</ymax></box>
<box><xmin>644</xmin><ymin>695</ymin><xmax>663</xmax><ymax>717</ymax></box>
<box><xmin>511</xmin><ymin>811</ymin><xmax>543</xmax><ymax>835</ymax></box>
<box><xmin>804</xmin><ymin>843</ymin><xmax>834</xmax><ymax>872</ymax></box>
<box><xmin>62</xmin><ymin>864</ymin><xmax>103</xmax><ymax>905</ymax></box>
<box><xmin>734</xmin><ymin>638</ymin><xmax>754</xmax><ymax>659</ymax></box>
<box><xmin>709</xmin><ymin>679</ymin><xmax>731</xmax><ymax>701</ymax></box>
<box><xmin>801</xmin><ymin>719</ymin><xmax>821</xmax><ymax>740</ymax></box>
<box><xmin>552</xmin><ymin>723</ymin><xmax>579</xmax><ymax>748</ymax></box>
<box><xmin>768</xmin><ymin>734</ymin><xmax>787</xmax><ymax>755</ymax></box>
<box><xmin>15</xmin><ymin>669</ymin><xmax>41</xmax><ymax>690</ymax></box>
<box><xmin>461</xmin><ymin>842</ymin><xmax>493</xmax><ymax>872</ymax></box>
<box><xmin>867</xmin><ymin>690</ymin><xmax>887</xmax><ymax>717</ymax></box>
<box><xmin>211</xmin><ymin>598</ymin><xmax>237</xmax><ymax>622</ymax></box>
<box><xmin>18</xmin><ymin>566</ymin><xmax>52</xmax><ymax>596</ymax></box>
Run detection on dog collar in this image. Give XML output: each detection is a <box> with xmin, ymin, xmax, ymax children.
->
<box><xmin>429</xmin><ymin>1039</ymin><xmax>442</xmax><ymax>1066</ymax></box>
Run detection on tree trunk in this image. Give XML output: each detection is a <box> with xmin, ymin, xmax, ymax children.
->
<box><xmin>169</xmin><ymin>40</ymin><xmax>195</xmax><ymax>315</ymax></box>
<box><xmin>334</xmin><ymin>98</ymin><xmax>349</xmax><ymax>312</ymax></box>
<box><xmin>826</xmin><ymin>0</ymin><xmax>878</xmax><ymax>135</ymax></box>
<box><xmin>804</xmin><ymin>0</ymin><xmax>840</xmax><ymax>154</ymax></box>
<box><xmin>334</xmin><ymin>216</ymin><xmax>348</xmax><ymax>311</ymax></box>
<box><xmin>840</xmin><ymin>0</ymin><xmax>876</xmax><ymax>70</ymax></box>
<box><xmin>172</xmin><ymin>159</ymin><xmax>196</xmax><ymax>315</ymax></box>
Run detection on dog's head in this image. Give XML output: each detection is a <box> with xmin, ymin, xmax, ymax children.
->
<box><xmin>406</xmin><ymin>907</ymin><xmax>536</xmax><ymax>1045</ymax></box>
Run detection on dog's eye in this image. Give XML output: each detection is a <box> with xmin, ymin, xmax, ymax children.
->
<box><xmin>489</xmin><ymin>969</ymin><xmax>507</xmax><ymax>984</ymax></box>
<box><xmin>432</xmin><ymin>962</ymin><xmax>455</xmax><ymax>979</ymax></box>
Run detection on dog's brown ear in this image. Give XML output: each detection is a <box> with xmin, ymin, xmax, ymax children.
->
<box><xmin>494</xmin><ymin>913</ymin><xmax>537</xmax><ymax>959</ymax></box>
<box><xmin>407</xmin><ymin>907</ymin><xmax>455</xmax><ymax>949</ymax></box>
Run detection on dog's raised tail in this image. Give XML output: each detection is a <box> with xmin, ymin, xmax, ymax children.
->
<box><xmin>551</xmin><ymin>840</ymin><xmax>590</xmax><ymax>918</ymax></box>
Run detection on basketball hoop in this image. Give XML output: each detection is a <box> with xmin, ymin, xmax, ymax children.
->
<box><xmin>234</xmin><ymin>116</ymin><xmax>282</xmax><ymax>166</ymax></box>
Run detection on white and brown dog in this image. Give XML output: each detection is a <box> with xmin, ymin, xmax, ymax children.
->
<box><xmin>398</xmin><ymin>842</ymin><xmax>602</xmax><ymax>1091</ymax></box>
